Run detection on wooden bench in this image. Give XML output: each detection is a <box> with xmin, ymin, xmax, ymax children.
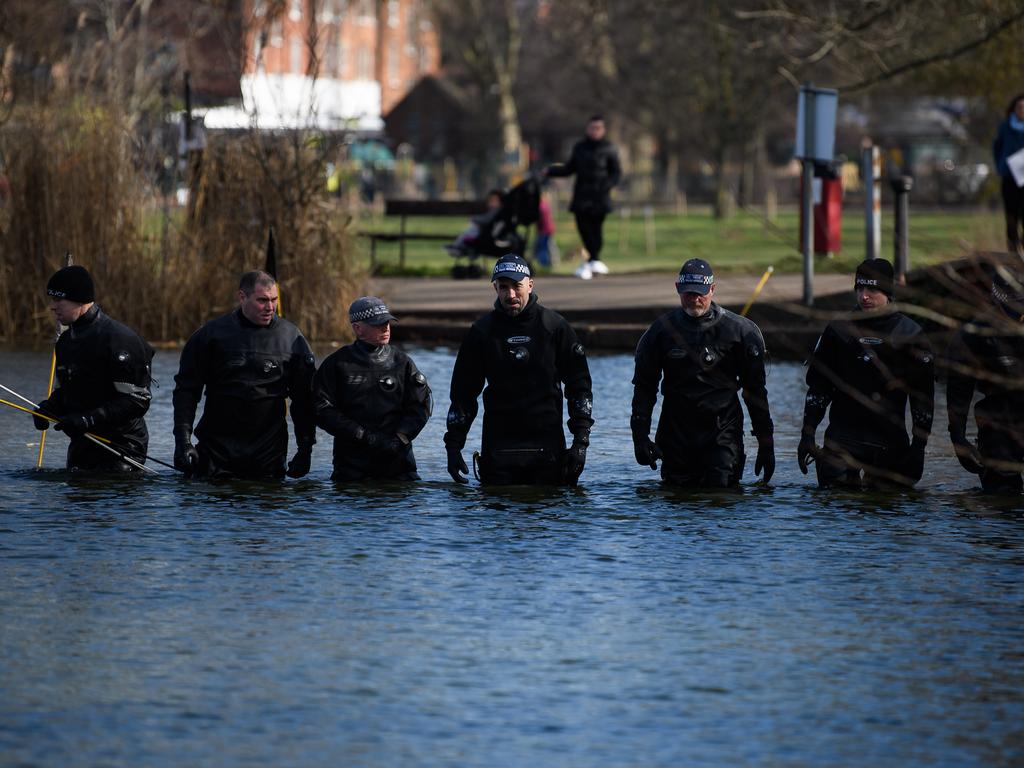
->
<box><xmin>362</xmin><ymin>198</ymin><xmax>488</xmax><ymax>271</ymax></box>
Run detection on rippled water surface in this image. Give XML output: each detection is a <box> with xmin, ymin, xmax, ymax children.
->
<box><xmin>1</xmin><ymin>345</ymin><xmax>1022</xmax><ymax>766</ymax></box>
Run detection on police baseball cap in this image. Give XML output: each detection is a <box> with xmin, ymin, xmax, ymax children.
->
<box><xmin>854</xmin><ymin>258</ymin><xmax>895</xmax><ymax>298</ymax></box>
<box><xmin>491</xmin><ymin>254</ymin><xmax>532</xmax><ymax>283</ymax></box>
<box><xmin>676</xmin><ymin>258</ymin><xmax>715</xmax><ymax>295</ymax></box>
<box><xmin>348</xmin><ymin>296</ymin><xmax>397</xmax><ymax>325</ymax></box>
<box><xmin>47</xmin><ymin>265</ymin><xmax>95</xmax><ymax>304</ymax></box>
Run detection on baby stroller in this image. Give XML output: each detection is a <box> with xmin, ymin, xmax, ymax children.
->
<box><xmin>447</xmin><ymin>174</ymin><xmax>541</xmax><ymax>278</ymax></box>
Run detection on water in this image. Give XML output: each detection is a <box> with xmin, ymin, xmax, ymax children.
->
<box><xmin>0</xmin><ymin>346</ymin><xmax>1021</xmax><ymax>766</ymax></box>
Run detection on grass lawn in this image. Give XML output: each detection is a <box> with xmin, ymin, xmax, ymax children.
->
<box><xmin>354</xmin><ymin>206</ymin><xmax>1006</xmax><ymax>277</ymax></box>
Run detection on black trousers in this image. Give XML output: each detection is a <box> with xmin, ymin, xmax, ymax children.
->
<box><xmin>1001</xmin><ymin>176</ymin><xmax>1024</xmax><ymax>254</ymax></box>
<box><xmin>478</xmin><ymin>446</ymin><xmax>565</xmax><ymax>486</ymax></box>
<box><xmin>574</xmin><ymin>211</ymin><xmax>606</xmax><ymax>261</ymax></box>
<box><xmin>660</xmin><ymin>415</ymin><xmax>746</xmax><ymax>488</ymax></box>
<box><xmin>814</xmin><ymin>435</ymin><xmax>910</xmax><ymax>489</ymax></box>
<box><xmin>978</xmin><ymin>416</ymin><xmax>1024</xmax><ymax>494</ymax></box>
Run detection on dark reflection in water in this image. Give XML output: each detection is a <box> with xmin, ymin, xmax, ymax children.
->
<box><xmin>0</xmin><ymin>346</ymin><xmax>1022</xmax><ymax>767</ymax></box>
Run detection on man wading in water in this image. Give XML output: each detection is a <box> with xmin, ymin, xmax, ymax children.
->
<box><xmin>444</xmin><ymin>254</ymin><xmax>594</xmax><ymax>486</ymax></box>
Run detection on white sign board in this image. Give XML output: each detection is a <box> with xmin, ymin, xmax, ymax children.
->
<box><xmin>794</xmin><ymin>86</ymin><xmax>838</xmax><ymax>162</ymax></box>
<box><xmin>1007</xmin><ymin>147</ymin><xmax>1024</xmax><ymax>188</ymax></box>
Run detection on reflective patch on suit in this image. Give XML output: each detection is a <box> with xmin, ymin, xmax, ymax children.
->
<box><xmin>746</xmin><ymin>344</ymin><xmax>761</xmax><ymax>358</ymax></box>
<box><xmin>379</xmin><ymin>375</ymin><xmax>397</xmax><ymax>392</ymax></box>
<box><xmin>346</xmin><ymin>374</ymin><xmax>367</xmax><ymax>385</ymax></box>
<box><xmin>510</xmin><ymin>346</ymin><xmax>530</xmax><ymax>362</ymax></box>
<box><xmin>858</xmin><ymin>337</ymin><xmax>884</xmax><ymax>345</ymax></box>
<box><xmin>911</xmin><ymin>407</ymin><xmax>931</xmax><ymax>426</ymax></box>
<box><xmin>116</xmin><ymin>350</ymin><xmax>130</xmax><ymax>363</ymax></box>
<box><xmin>113</xmin><ymin>381</ymin><xmax>151</xmax><ymax>400</ymax></box>
<box><xmin>305</xmin><ymin>354</ymin><xmax>315</xmax><ymax>367</ymax></box>
<box><xmin>413</xmin><ymin>372</ymin><xmax>427</xmax><ymax>386</ymax></box>
<box><xmin>573</xmin><ymin>343</ymin><xmax>586</xmax><ymax>357</ymax></box>
<box><xmin>261</xmin><ymin>360</ymin><xmax>280</xmax><ymax>374</ymax></box>
<box><xmin>997</xmin><ymin>356</ymin><xmax>1017</xmax><ymax>368</ymax></box>
<box><xmin>701</xmin><ymin>347</ymin><xmax>717</xmax><ymax>365</ymax></box>
<box><xmin>446</xmin><ymin>406</ymin><xmax>465</xmax><ymax>426</ymax></box>
<box><xmin>508</xmin><ymin>336</ymin><xmax>531</xmax><ymax>345</ymax></box>
<box><xmin>806</xmin><ymin>392</ymin><xmax>829</xmax><ymax>408</ymax></box>
<box><xmin>573</xmin><ymin>396</ymin><xmax>593</xmax><ymax>416</ymax></box>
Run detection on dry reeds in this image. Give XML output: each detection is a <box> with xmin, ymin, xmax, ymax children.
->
<box><xmin>0</xmin><ymin>102</ymin><xmax>363</xmax><ymax>343</ymax></box>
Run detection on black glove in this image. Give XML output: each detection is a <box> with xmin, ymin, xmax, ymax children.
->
<box><xmin>55</xmin><ymin>412</ymin><xmax>95</xmax><ymax>439</ymax></box>
<box><xmin>447</xmin><ymin>446</ymin><xmax>469</xmax><ymax>484</ymax></box>
<box><xmin>173</xmin><ymin>424</ymin><xmax>199</xmax><ymax>476</ymax></box>
<box><xmin>563</xmin><ymin>439</ymin><xmax>588</xmax><ymax>486</ymax></box>
<box><xmin>32</xmin><ymin>407</ymin><xmax>51</xmax><ymax>431</ymax></box>
<box><xmin>951</xmin><ymin>438</ymin><xmax>983</xmax><ymax>476</ymax></box>
<box><xmin>902</xmin><ymin>439</ymin><xmax>926</xmax><ymax>484</ymax></box>
<box><xmin>754</xmin><ymin>434</ymin><xmax>775</xmax><ymax>484</ymax></box>
<box><xmin>797</xmin><ymin>434</ymin><xmax>817</xmax><ymax>475</ymax></box>
<box><xmin>633</xmin><ymin>436</ymin><xmax>662</xmax><ymax>470</ymax></box>
<box><xmin>286</xmin><ymin>446</ymin><xmax>313</xmax><ymax>478</ymax></box>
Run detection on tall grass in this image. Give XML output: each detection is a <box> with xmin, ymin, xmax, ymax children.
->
<box><xmin>0</xmin><ymin>103</ymin><xmax>362</xmax><ymax>343</ymax></box>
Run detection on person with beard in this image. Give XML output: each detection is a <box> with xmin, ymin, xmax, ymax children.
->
<box><xmin>312</xmin><ymin>297</ymin><xmax>432</xmax><ymax>482</ymax></box>
<box><xmin>630</xmin><ymin>258</ymin><xmax>775</xmax><ymax>488</ymax></box>
<box><xmin>946</xmin><ymin>267</ymin><xmax>1024</xmax><ymax>493</ymax></box>
<box><xmin>444</xmin><ymin>254</ymin><xmax>594</xmax><ymax>486</ymax></box>
<box><xmin>33</xmin><ymin>265</ymin><xmax>154</xmax><ymax>472</ymax></box>
<box><xmin>545</xmin><ymin>114</ymin><xmax>622</xmax><ymax>280</ymax></box>
<box><xmin>172</xmin><ymin>270</ymin><xmax>316</xmax><ymax>480</ymax></box>
<box><xmin>798</xmin><ymin>258</ymin><xmax>935</xmax><ymax>488</ymax></box>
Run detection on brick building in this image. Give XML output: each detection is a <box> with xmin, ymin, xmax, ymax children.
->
<box><xmin>205</xmin><ymin>0</ymin><xmax>440</xmax><ymax>131</ymax></box>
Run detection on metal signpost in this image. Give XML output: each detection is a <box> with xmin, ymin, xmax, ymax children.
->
<box><xmin>794</xmin><ymin>84</ymin><xmax>838</xmax><ymax>306</ymax></box>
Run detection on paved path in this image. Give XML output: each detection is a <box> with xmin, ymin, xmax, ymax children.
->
<box><xmin>369</xmin><ymin>272</ymin><xmax>852</xmax><ymax>317</ymax></box>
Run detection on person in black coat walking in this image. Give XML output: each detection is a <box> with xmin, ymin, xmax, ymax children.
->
<box><xmin>546</xmin><ymin>115</ymin><xmax>622</xmax><ymax>280</ymax></box>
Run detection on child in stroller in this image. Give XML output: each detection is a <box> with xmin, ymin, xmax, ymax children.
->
<box><xmin>446</xmin><ymin>175</ymin><xmax>541</xmax><ymax>277</ymax></box>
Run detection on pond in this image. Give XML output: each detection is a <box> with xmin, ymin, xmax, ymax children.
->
<box><xmin>0</xmin><ymin>345</ymin><xmax>1021</xmax><ymax>766</ymax></box>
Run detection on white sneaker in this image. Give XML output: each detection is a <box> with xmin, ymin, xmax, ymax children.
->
<box><xmin>575</xmin><ymin>261</ymin><xmax>593</xmax><ymax>280</ymax></box>
<box><xmin>589</xmin><ymin>259</ymin><xmax>610</xmax><ymax>275</ymax></box>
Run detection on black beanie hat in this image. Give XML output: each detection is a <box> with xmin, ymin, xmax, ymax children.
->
<box><xmin>854</xmin><ymin>258</ymin><xmax>894</xmax><ymax>298</ymax></box>
<box><xmin>46</xmin><ymin>265</ymin><xmax>95</xmax><ymax>304</ymax></box>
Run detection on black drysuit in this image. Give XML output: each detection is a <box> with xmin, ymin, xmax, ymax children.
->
<box><xmin>631</xmin><ymin>304</ymin><xmax>773</xmax><ymax>487</ymax></box>
<box><xmin>444</xmin><ymin>294</ymin><xmax>593</xmax><ymax>485</ymax></box>
<box><xmin>172</xmin><ymin>309</ymin><xmax>316</xmax><ymax>479</ymax></box>
<box><xmin>803</xmin><ymin>308</ymin><xmax>934</xmax><ymax>487</ymax></box>
<box><xmin>313</xmin><ymin>340</ymin><xmax>432</xmax><ymax>481</ymax></box>
<box><xmin>38</xmin><ymin>305</ymin><xmax>154</xmax><ymax>471</ymax></box>
<box><xmin>946</xmin><ymin>312</ymin><xmax>1024</xmax><ymax>493</ymax></box>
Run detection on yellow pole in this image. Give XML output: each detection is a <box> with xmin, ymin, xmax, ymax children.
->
<box><xmin>740</xmin><ymin>266</ymin><xmax>774</xmax><ymax>317</ymax></box>
<box><xmin>36</xmin><ymin>352</ymin><xmax>57</xmax><ymax>467</ymax></box>
<box><xmin>37</xmin><ymin>251</ymin><xmax>72</xmax><ymax>468</ymax></box>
